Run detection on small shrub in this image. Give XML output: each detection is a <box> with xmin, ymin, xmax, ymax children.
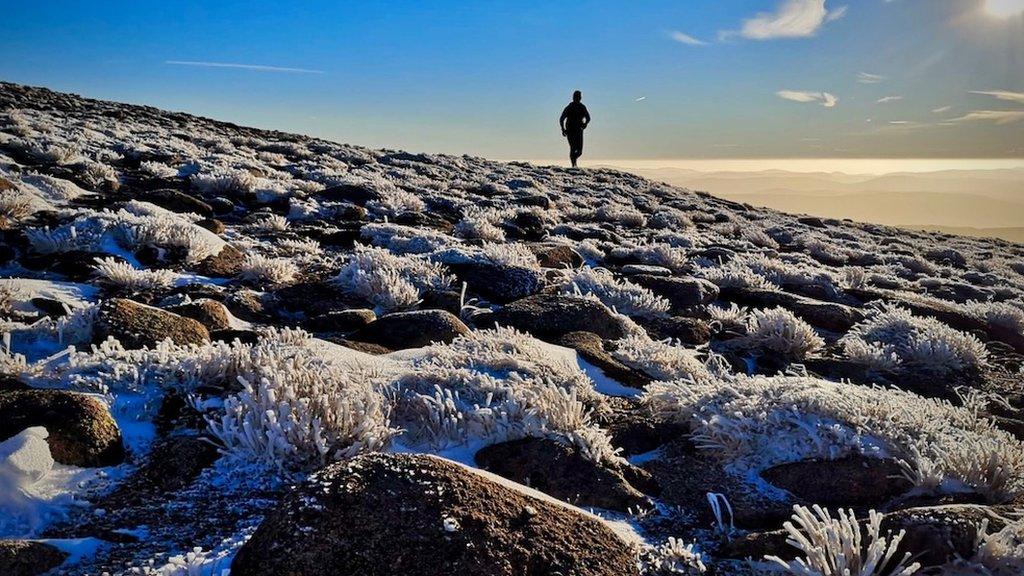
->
<box><xmin>743</xmin><ymin>307</ymin><xmax>824</xmax><ymax>361</ymax></box>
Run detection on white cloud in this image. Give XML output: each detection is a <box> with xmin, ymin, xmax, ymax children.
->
<box><xmin>949</xmin><ymin>110</ymin><xmax>1024</xmax><ymax>125</ymax></box>
<box><xmin>165</xmin><ymin>60</ymin><xmax>325</xmax><ymax>74</ymax></box>
<box><xmin>777</xmin><ymin>90</ymin><xmax>838</xmax><ymax>107</ymax></box>
<box><xmin>725</xmin><ymin>0</ymin><xmax>848</xmax><ymax>40</ymax></box>
<box><xmin>932</xmin><ymin>105</ymin><xmax>953</xmax><ymax>113</ymax></box>
<box><xmin>876</xmin><ymin>95</ymin><xmax>903</xmax><ymax>103</ymax></box>
<box><xmin>669</xmin><ymin>31</ymin><xmax>707</xmax><ymax>46</ymax></box>
<box><xmin>634</xmin><ymin>96</ymin><xmax>647</xmax><ymax>102</ymax></box>
<box><xmin>970</xmin><ymin>90</ymin><xmax>1024</xmax><ymax>104</ymax></box>
<box><xmin>857</xmin><ymin>72</ymin><xmax>885</xmax><ymax>84</ymax></box>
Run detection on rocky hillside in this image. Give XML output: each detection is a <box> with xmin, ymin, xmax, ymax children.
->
<box><xmin>1</xmin><ymin>82</ymin><xmax>1023</xmax><ymax>575</ymax></box>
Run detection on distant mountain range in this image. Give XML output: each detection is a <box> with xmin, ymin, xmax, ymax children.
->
<box><xmin>602</xmin><ymin>165</ymin><xmax>1024</xmax><ymax>242</ymax></box>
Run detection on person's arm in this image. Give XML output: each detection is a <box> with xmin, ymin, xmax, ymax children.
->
<box><xmin>559</xmin><ymin>106</ymin><xmax>568</xmax><ymax>134</ymax></box>
<box><xmin>582</xmin><ymin>106</ymin><xmax>591</xmax><ymax>129</ymax></box>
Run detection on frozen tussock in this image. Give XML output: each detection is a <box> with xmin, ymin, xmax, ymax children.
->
<box><xmin>643</xmin><ymin>375</ymin><xmax>1024</xmax><ymax>502</ymax></box>
<box><xmin>201</xmin><ymin>330</ymin><xmax>397</xmax><ymax>471</ymax></box>
<box><xmin>609</xmin><ymin>333</ymin><xmax>713</xmax><ymax>383</ymax></box>
<box><xmin>333</xmin><ymin>246</ymin><xmax>453</xmax><ymax>312</ymax></box>
<box><xmin>767</xmin><ymin>505</ymin><xmax>919</xmax><ymax>576</ymax></box>
<box><xmin>236</xmin><ymin>253</ymin><xmax>299</xmax><ymax>286</ymax></box>
<box><xmin>93</xmin><ymin>257</ymin><xmax>176</xmax><ymax>292</ymax></box>
<box><xmin>558</xmin><ymin>267</ymin><xmax>671</xmax><ymax>319</ymax></box>
<box><xmin>743</xmin><ymin>307</ymin><xmax>824</xmax><ymax>361</ymax></box>
<box><xmin>396</xmin><ymin>327</ymin><xmax>618</xmax><ymax>464</ymax></box>
<box><xmin>841</xmin><ymin>305</ymin><xmax>989</xmax><ymax>376</ymax></box>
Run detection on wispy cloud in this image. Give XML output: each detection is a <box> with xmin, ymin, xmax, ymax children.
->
<box><xmin>970</xmin><ymin>90</ymin><xmax>1024</xmax><ymax>104</ymax></box>
<box><xmin>932</xmin><ymin>105</ymin><xmax>952</xmax><ymax>113</ymax></box>
<box><xmin>165</xmin><ymin>60</ymin><xmax>325</xmax><ymax>74</ymax></box>
<box><xmin>776</xmin><ymin>90</ymin><xmax>838</xmax><ymax>107</ymax></box>
<box><xmin>857</xmin><ymin>72</ymin><xmax>885</xmax><ymax>84</ymax></box>
<box><xmin>722</xmin><ymin>0</ymin><xmax>848</xmax><ymax>40</ymax></box>
<box><xmin>669</xmin><ymin>31</ymin><xmax>707</xmax><ymax>46</ymax></box>
<box><xmin>949</xmin><ymin>110</ymin><xmax>1024</xmax><ymax>125</ymax></box>
<box><xmin>876</xmin><ymin>95</ymin><xmax>903</xmax><ymax>103</ymax></box>
<box><xmin>634</xmin><ymin>96</ymin><xmax>647</xmax><ymax>102</ymax></box>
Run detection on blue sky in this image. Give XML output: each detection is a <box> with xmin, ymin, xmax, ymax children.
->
<box><xmin>2</xmin><ymin>0</ymin><xmax>1022</xmax><ymax>159</ymax></box>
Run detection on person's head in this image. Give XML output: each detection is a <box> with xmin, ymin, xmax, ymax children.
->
<box><xmin>572</xmin><ymin>90</ymin><xmax>582</xmax><ymax>102</ymax></box>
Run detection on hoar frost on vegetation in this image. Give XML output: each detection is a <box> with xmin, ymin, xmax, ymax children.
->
<box><xmin>7</xmin><ymin>86</ymin><xmax>1024</xmax><ymax>573</ymax></box>
<box><xmin>841</xmin><ymin>305</ymin><xmax>989</xmax><ymax>376</ymax></box>
<box><xmin>644</xmin><ymin>374</ymin><xmax>1024</xmax><ymax>503</ymax></box>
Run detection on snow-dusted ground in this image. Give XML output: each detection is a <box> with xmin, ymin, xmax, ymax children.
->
<box><xmin>1</xmin><ymin>82</ymin><xmax>1023</xmax><ymax>575</ymax></box>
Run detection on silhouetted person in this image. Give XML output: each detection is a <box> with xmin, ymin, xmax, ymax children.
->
<box><xmin>560</xmin><ymin>90</ymin><xmax>590</xmax><ymax>167</ymax></box>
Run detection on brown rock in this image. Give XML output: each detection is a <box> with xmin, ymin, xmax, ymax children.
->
<box><xmin>760</xmin><ymin>455</ymin><xmax>912</xmax><ymax>508</ymax></box>
<box><xmin>0</xmin><ymin>389</ymin><xmax>124</xmax><ymax>467</ymax></box>
<box><xmin>492</xmin><ymin>294</ymin><xmax>632</xmax><ymax>341</ymax></box>
<box><xmin>475</xmin><ymin>438</ymin><xmax>650</xmax><ymax>513</ymax></box>
<box><xmin>631</xmin><ymin>275</ymin><xmax>720</xmax><ymax>311</ymax></box>
<box><xmin>599</xmin><ymin>396</ymin><xmax>687</xmax><ymax>457</ymax></box>
<box><xmin>556</xmin><ymin>331</ymin><xmax>651</xmax><ymax>390</ymax></box>
<box><xmin>644</xmin><ymin>440</ymin><xmax>793</xmax><ymax>530</ymax></box>
<box><xmin>530</xmin><ymin>243</ymin><xmax>583</xmax><ymax>269</ymax></box>
<box><xmin>349</xmin><ymin>309</ymin><xmax>470</xmax><ymax>350</ymax></box>
<box><xmin>94</xmin><ymin>298</ymin><xmax>210</xmax><ymax>349</ymax></box>
<box><xmin>306</xmin><ymin>309</ymin><xmax>376</xmax><ymax>333</ymax></box>
<box><xmin>194</xmin><ymin>244</ymin><xmax>245</xmax><ymax>277</ymax></box>
<box><xmin>232</xmin><ymin>453</ymin><xmax>638</xmax><ymax>576</ymax></box>
<box><xmin>167</xmin><ymin>299</ymin><xmax>232</xmax><ymax>332</ymax></box>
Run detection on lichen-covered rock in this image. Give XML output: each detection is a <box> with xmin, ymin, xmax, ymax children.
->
<box><xmin>94</xmin><ymin>298</ymin><xmax>210</xmax><ymax>349</ymax></box>
<box><xmin>232</xmin><ymin>453</ymin><xmax>638</xmax><ymax>576</ymax></box>
<box><xmin>0</xmin><ymin>540</ymin><xmax>68</xmax><ymax>576</ymax></box>
<box><xmin>491</xmin><ymin>294</ymin><xmax>632</xmax><ymax>341</ymax></box>
<box><xmin>0</xmin><ymin>389</ymin><xmax>124</xmax><ymax>467</ymax></box>
<box><xmin>349</xmin><ymin>309</ymin><xmax>470</xmax><ymax>349</ymax></box>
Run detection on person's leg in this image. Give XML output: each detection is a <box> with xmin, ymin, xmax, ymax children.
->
<box><xmin>568</xmin><ymin>130</ymin><xmax>583</xmax><ymax>167</ymax></box>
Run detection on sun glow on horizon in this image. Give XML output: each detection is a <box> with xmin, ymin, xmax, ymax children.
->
<box><xmin>984</xmin><ymin>0</ymin><xmax>1024</xmax><ymax>18</ymax></box>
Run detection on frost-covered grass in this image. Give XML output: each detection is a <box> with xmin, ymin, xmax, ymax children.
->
<box><xmin>0</xmin><ymin>190</ymin><xmax>32</xmax><ymax>219</ymax></box>
<box><xmin>396</xmin><ymin>327</ymin><xmax>618</xmax><ymax>464</ymax></box>
<box><xmin>205</xmin><ymin>334</ymin><xmax>396</xmax><ymax>471</ymax></box>
<box><xmin>252</xmin><ymin>214</ymin><xmax>288</xmax><ymax>232</ymax></box>
<box><xmin>644</xmin><ymin>374</ymin><xmax>1024</xmax><ymax>503</ymax></box>
<box><xmin>236</xmin><ymin>254</ymin><xmax>299</xmax><ymax>286</ymax></box>
<box><xmin>742</xmin><ymin>307</ymin><xmax>824</xmax><ymax>361</ymax></box>
<box><xmin>191</xmin><ymin>168</ymin><xmax>258</xmax><ymax>196</ymax></box>
<box><xmin>767</xmin><ymin>505</ymin><xmax>919</xmax><ymax>576</ymax></box>
<box><xmin>610</xmin><ymin>242</ymin><xmax>688</xmax><ymax>270</ymax></box>
<box><xmin>333</xmin><ymin>246</ymin><xmax>452</xmax><ymax>312</ymax></box>
<box><xmin>558</xmin><ymin>267</ymin><xmax>670</xmax><ymax>319</ymax></box>
<box><xmin>609</xmin><ymin>333</ymin><xmax>713</xmax><ymax>383</ymax></box>
<box><xmin>841</xmin><ymin>306</ymin><xmax>988</xmax><ymax>376</ymax></box>
<box><xmin>93</xmin><ymin>257</ymin><xmax>176</xmax><ymax>292</ymax></box>
<box><xmin>454</xmin><ymin>206</ymin><xmax>506</xmax><ymax>242</ymax></box>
